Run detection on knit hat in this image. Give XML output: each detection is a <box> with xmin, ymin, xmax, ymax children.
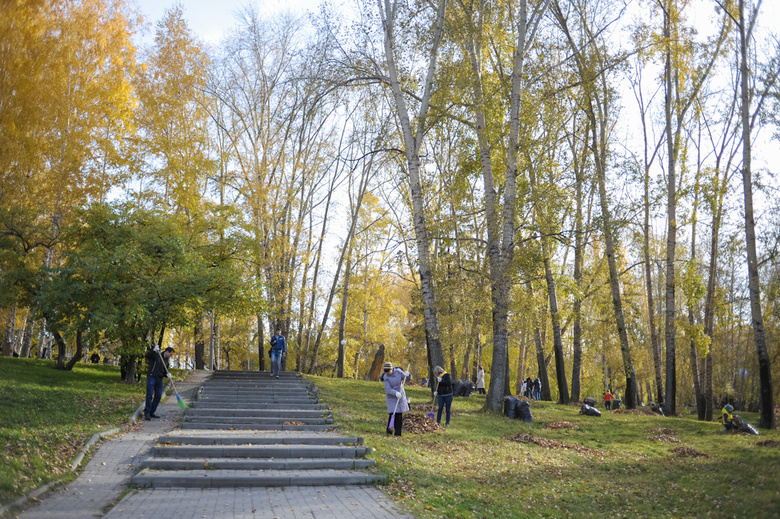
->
<box><xmin>383</xmin><ymin>361</ymin><xmax>392</xmax><ymax>371</ymax></box>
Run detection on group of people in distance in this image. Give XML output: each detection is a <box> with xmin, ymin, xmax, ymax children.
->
<box><xmin>520</xmin><ymin>377</ymin><xmax>542</xmax><ymax>400</ymax></box>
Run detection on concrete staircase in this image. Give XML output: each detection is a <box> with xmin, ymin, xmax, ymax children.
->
<box><xmin>132</xmin><ymin>371</ymin><xmax>384</xmax><ymax>488</ymax></box>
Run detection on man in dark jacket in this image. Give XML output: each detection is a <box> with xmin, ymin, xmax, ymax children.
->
<box><xmin>144</xmin><ymin>346</ymin><xmax>174</xmax><ymax>421</ymax></box>
<box><xmin>269</xmin><ymin>329</ymin><xmax>286</xmax><ymax>378</ymax></box>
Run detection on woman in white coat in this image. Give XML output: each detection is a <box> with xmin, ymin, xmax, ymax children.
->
<box><xmin>381</xmin><ymin>361</ymin><xmax>409</xmax><ymax>436</ymax></box>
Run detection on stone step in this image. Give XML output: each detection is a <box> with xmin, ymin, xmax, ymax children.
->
<box><xmin>196</xmin><ymin>396</ymin><xmax>318</xmax><ymax>404</ymax></box>
<box><xmin>211</xmin><ymin>373</ymin><xmax>300</xmax><ymax>380</ymax></box>
<box><xmin>179</xmin><ymin>422</ymin><xmax>338</xmax><ymax>431</ymax></box>
<box><xmin>200</xmin><ymin>386</ymin><xmax>316</xmax><ymax>398</ymax></box>
<box><xmin>134</xmin><ymin>371</ymin><xmax>380</xmax><ymax>491</ymax></box>
<box><xmin>157</xmin><ymin>433</ymin><xmax>362</xmax><ymax>446</ymax></box>
<box><xmin>151</xmin><ymin>444</ymin><xmax>371</xmax><ymax>459</ymax></box>
<box><xmin>141</xmin><ymin>457</ymin><xmax>376</xmax><ymax>471</ymax></box>
<box><xmin>132</xmin><ymin>468</ymin><xmax>385</xmax><ymax>488</ymax></box>
<box><xmin>185</xmin><ymin>409</ymin><xmax>331</xmax><ymax>419</ymax></box>
<box><xmin>203</xmin><ymin>379</ymin><xmax>311</xmax><ymax>386</ymax></box>
<box><xmin>188</xmin><ymin>402</ymin><xmax>329</xmax><ymax>411</ymax></box>
<box><xmin>184</xmin><ymin>415</ymin><xmax>333</xmax><ymax>424</ymax></box>
<box><xmin>206</xmin><ymin>380</ymin><xmax>302</xmax><ymax>385</ymax></box>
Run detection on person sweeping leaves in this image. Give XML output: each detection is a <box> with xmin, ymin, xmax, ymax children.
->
<box><xmin>144</xmin><ymin>346</ymin><xmax>175</xmax><ymax>421</ymax></box>
<box><xmin>381</xmin><ymin>361</ymin><xmax>410</xmax><ymax>437</ymax></box>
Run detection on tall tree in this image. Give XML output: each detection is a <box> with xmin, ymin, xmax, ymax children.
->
<box><xmin>134</xmin><ymin>4</ymin><xmax>212</xmax><ymax>216</ymax></box>
<box><xmin>455</xmin><ymin>0</ymin><xmax>552</xmax><ymax>412</ymax></box>
<box><xmin>734</xmin><ymin>0</ymin><xmax>775</xmax><ymax>429</ymax></box>
<box><xmin>376</xmin><ymin>0</ymin><xmax>447</xmax><ymax>372</ymax></box>
<box><xmin>553</xmin><ymin>0</ymin><xmax>639</xmax><ymax>408</ymax></box>
<box><xmin>630</xmin><ymin>56</ymin><xmax>665</xmax><ymax>405</ymax></box>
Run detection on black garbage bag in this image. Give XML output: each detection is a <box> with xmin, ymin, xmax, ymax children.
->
<box><xmin>580</xmin><ymin>403</ymin><xmax>602</xmax><ymax>417</ymax></box>
<box><xmin>452</xmin><ymin>379</ymin><xmax>462</xmax><ymax>396</ymax></box>
<box><xmin>583</xmin><ymin>396</ymin><xmax>598</xmax><ymax>407</ymax></box>
<box><xmin>453</xmin><ymin>380</ymin><xmax>465</xmax><ymax>396</ymax></box>
<box><xmin>517</xmin><ymin>400</ymin><xmax>533</xmax><ymax>423</ymax></box>
<box><xmin>453</xmin><ymin>380</ymin><xmax>474</xmax><ymax>397</ymax></box>
<box><xmin>504</xmin><ymin>396</ymin><xmax>519</xmax><ymax>419</ymax></box>
<box><xmin>651</xmin><ymin>405</ymin><xmax>664</xmax><ymax>416</ymax></box>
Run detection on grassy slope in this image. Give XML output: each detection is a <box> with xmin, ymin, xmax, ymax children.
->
<box><xmin>311</xmin><ymin>375</ymin><xmax>780</xmax><ymax>519</ymax></box>
<box><xmin>0</xmin><ymin>357</ymin><xmax>145</xmax><ymax>505</ymax></box>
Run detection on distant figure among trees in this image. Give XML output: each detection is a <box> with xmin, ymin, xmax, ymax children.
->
<box><xmin>476</xmin><ymin>366</ymin><xmax>485</xmax><ymax>395</ymax></box>
<box><xmin>269</xmin><ymin>329</ymin><xmax>286</xmax><ymax>378</ymax></box>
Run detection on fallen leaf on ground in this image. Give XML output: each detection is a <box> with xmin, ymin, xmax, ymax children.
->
<box><xmin>402</xmin><ymin>413</ymin><xmax>444</xmax><ymax>434</ymax></box>
<box><xmin>648</xmin><ymin>435</ymin><xmax>681</xmax><ymax>443</ymax></box>
<box><xmin>506</xmin><ymin>433</ymin><xmax>604</xmax><ymax>459</ymax></box>
<box><xmin>670</xmin><ymin>446</ymin><xmax>711</xmax><ymax>458</ymax></box>
<box><xmin>544</xmin><ymin>421</ymin><xmax>577</xmax><ymax>430</ymax></box>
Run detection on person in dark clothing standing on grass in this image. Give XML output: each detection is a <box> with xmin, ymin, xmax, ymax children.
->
<box><xmin>433</xmin><ymin>366</ymin><xmax>454</xmax><ymax>427</ymax></box>
<box><xmin>144</xmin><ymin>346</ymin><xmax>174</xmax><ymax>421</ymax></box>
<box><xmin>269</xmin><ymin>328</ymin><xmax>286</xmax><ymax>378</ymax></box>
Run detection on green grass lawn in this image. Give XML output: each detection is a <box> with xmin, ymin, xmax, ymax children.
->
<box><xmin>311</xmin><ymin>375</ymin><xmax>780</xmax><ymax>519</ymax></box>
<box><xmin>0</xmin><ymin>357</ymin><xmax>146</xmax><ymax>505</ymax></box>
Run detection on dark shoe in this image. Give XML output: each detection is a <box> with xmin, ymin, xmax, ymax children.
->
<box><xmin>150</xmin><ymin>414</ymin><xmax>161</xmax><ymax>418</ymax></box>
<box><xmin>144</xmin><ymin>415</ymin><xmax>151</xmax><ymax>421</ymax></box>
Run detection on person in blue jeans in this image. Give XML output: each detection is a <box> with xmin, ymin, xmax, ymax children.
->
<box><xmin>533</xmin><ymin>377</ymin><xmax>542</xmax><ymax>400</ymax></box>
<box><xmin>144</xmin><ymin>346</ymin><xmax>174</xmax><ymax>421</ymax></box>
<box><xmin>433</xmin><ymin>366</ymin><xmax>454</xmax><ymax>427</ymax></box>
<box><xmin>269</xmin><ymin>328</ymin><xmax>286</xmax><ymax>378</ymax></box>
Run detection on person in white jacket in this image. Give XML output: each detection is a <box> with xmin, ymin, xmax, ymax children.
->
<box><xmin>381</xmin><ymin>361</ymin><xmax>409</xmax><ymax>436</ymax></box>
<box><xmin>476</xmin><ymin>366</ymin><xmax>486</xmax><ymax>394</ymax></box>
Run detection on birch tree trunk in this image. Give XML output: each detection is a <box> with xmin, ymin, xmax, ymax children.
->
<box><xmin>662</xmin><ymin>5</ymin><xmax>678</xmax><ymax>416</ymax></box>
<box><xmin>738</xmin><ymin>0</ymin><xmax>775</xmax><ymax>429</ymax></box>
<box><xmin>688</xmin><ymin>157</ymin><xmax>704</xmax><ymax>419</ymax></box>
<box><xmin>20</xmin><ymin>312</ymin><xmax>35</xmax><ymax>358</ymax></box>
<box><xmin>553</xmin><ymin>0</ymin><xmax>638</xmax><ymax>407</ymax></box>
<box><xmin>337</xmin><ymin>244</ymin><xmax>353</xmax><ymax>378</ymax></box>
<box><xmin>2</xmin><ymin>307</ymin><xmax>15</xmax><ymax>357</ymax></box>
<box><xmin>542</xmin><ymin>239</ymin><xmax>569</xmax><ymax>404</ymax></box>
<box><xmin>635</xmin><ymin>71</ymin><xmax>665</xmax><ymax>405</ymax></box>
<box><xmin>378</xmin><ymin>0</ymin><xmax>446</xmax><ymax>371</ymax></box>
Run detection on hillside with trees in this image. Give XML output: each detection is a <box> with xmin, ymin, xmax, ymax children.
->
<box><xmin>1</xmin><ymin>0</ymin><xmax>777</xmax><ymax>428</ymax></box>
